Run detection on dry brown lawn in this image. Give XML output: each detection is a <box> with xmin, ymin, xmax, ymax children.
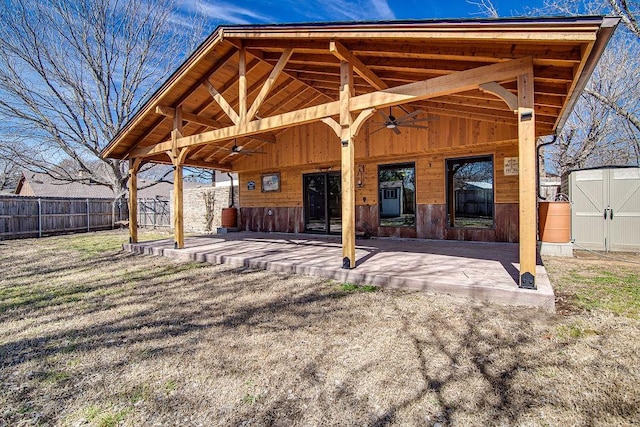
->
<box><xmin>1</xmin><ymin>230</ymin><xmax>639</xmax><ymax>426</ymax></box>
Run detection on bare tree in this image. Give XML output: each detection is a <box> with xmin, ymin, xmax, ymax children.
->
<box><xmin>536</xmin><ymin>0</ymin><xmax>640</xmax><ymax>174</ymax></box>
<box><xmin>466</xmin><ymin>0</ymin><xmax>499</xmax><ymax>17</ymax></box>
<box><xmin>0</xmin><ymin>0</ymin><xmax>205</xmax><ymax>198</ymax></box>
<box><xmin>0</xmin><ymin>158</ymin><xmax>20</xmax><ymax>191</ymax></box>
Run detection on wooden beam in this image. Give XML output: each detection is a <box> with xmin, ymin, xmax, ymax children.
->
<box><xmin>330</xmin><ymin>40</ymin><xmax>388</xmax><ymax>90</ymax></box>
<box><xmin>174</xmin><ymin>46</ymin><xmax>238</xmax><ymax>108</ymax></box>
<box><xmin>156</xmin><ymin>105</ymin><xmax>277</xmax><ymax>148</ymax></box>
<box><xmin>232</xmin><ymin>42</ymin><xmax>333</xmax><ymax>102</ymax></box>
<box><xmin>203</xmin><ymin>80</ymin><xmax>240</xmax><ymax>125</ymax></box>
<box><xmin>238</xmin><ymin>45</ymin><xmax>247</xmax><ymax>123</ymax></box>
<box><xmin>247</xmin><ymin>48</ymin><xmax>293</xmax><ymax>121</ymax></box>
<box><xmin>349</xmin><ymin>57</ymin><xmax>532</xmax><ymax>112</ymax></box>
<box><xmin>222</xmin><ymin>28</ymin><xmax>598</xmax><ymax>42</ymax></box>
<box><xmin>128</xmin><ymin>157</ymin><xmax>141</xmax><ymax>243</ymax></box>
<box><xmin>340</xmin><ymin>60</ymin><xmax>356</xmax><ymax>269</ymax></box>
<box><xmin>321</xmin><ymin>117</ymin><xmax>341</xmax><ymax>137</ymax></box>
<box><xmin>352</xmin><ymin>108</ymin><xmax>376</xmax><ymax>136</ymax></box>
<box><xmin>157</xmin><ymin>105</ymin><xmax>222</xmax><ymax>129</ymax></box>
<box><xmin>479</xmin><ymin>82</ymin><xmax>519</xmax><ymax>111</ymax></box>
<box><xmin>517</xmin><ymin>71</ymin><xmax>537</xmax><ymax>289</ymax></box>
<box><xmin>131</xmin><ymin>57</ymin><xmax>533</xmax><ymax>158</ymax></box>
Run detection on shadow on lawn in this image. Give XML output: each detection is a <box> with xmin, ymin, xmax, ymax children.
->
<box><xmin>1</xmin><ymin>243</ymin><xmax>638</xmax><ymax>426</ymax></box>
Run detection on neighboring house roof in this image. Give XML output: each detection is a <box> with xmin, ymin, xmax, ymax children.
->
<box><xmin>14</xmin><ymin>171</ymin><xmax>201</xmax><ymax>199</ymax></box>
<box><xmin>464</xmin><ymin>181</ymin><xmax>493</xmax><ymax>190</ymax></box>
<box><xmin>380</xmin><ymin>181</ymin><xmax>415</xmax><ymax>190</ymax></box>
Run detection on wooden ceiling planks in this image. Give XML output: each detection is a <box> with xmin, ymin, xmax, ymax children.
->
<box><xmin>102</xmin><ymin>17</ymin><xmax>616</xmax><ymax>170</ymax></box>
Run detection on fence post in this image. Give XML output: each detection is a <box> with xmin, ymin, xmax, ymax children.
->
<box><xmin>38</xmin><ymin>198</ymin><xmax>42</xmax><ymax>238</ymax></box>
<box><xmin>86</xmin><ymin>198</ymin><xmax>90</xmax><ymax>231</ymax></box>
<box><xmin>153</xmin><ymin>199</ymin><xmax>157</xmax><ymax>229</ymax></box>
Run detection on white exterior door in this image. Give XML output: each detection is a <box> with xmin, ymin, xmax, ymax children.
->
<box><xmin>570</xmin><ymin>167</ymin><xmax>640</xmax><ymax>252</ymax></box>
<box><xmin>570</xmin><ymin>169</ymin><xmax>607</xmax><ymax>250</ymax></box>
<box><xmin>608</xmin><ymin>168</ymin><xmax>640</xmax><ymax>252</ymax></box>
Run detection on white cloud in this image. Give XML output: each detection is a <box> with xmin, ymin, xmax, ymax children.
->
<box><xmin>370</xmin><ymin>0</ymin><xmax>395</xmax><ymax>20</ymax></box>
<box><xmin>181</xmin><ymin>0</ymin><xmax>273</xmax><ymax>25</ymax></box>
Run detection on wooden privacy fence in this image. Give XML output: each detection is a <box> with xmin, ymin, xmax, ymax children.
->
<box><xmin>0</xmin><ymin>196</ymin><xmax>128</xmax><ymax>240</ymax></box>
<box><xmin>0</xmin><ymin>196</ymin><xmax>172</xmax><ymax>240</ymax></box>
<box><xmin>137</xmin><ymin>198</ymin><xmax>170</xmax><ymax>228</ymax></box>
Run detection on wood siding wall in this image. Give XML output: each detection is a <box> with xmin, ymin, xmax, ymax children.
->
<box><xmin>235</xmin><ymin>116</ymin><xmax>521</xmax><ymax>242</ymax></box>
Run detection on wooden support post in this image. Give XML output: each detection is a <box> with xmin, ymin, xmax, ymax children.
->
<box><xmin>238</xmin><ymin>44</ymin><xmax>247</xmax><ymax>123</ymax></box>
<box><xmin>128</xmin><ymin>157</ymin><xmax>141</xmax><ymax>243</ymax></box>
<box><xmin>173</xmin><ymin>156</ymin><xmax>184</xmax><ymax>249</ymax></box>
<box><xmin>171</xmin><ymin>110</ymin><xmax>186</xmax><ymax>249</ymax></box>
<box><xmin>340</xmin><ymin>60</ymin><xmax>356</xmax><ymax>269</ymax></box>
<box><xmin>517</xmin><ymin>72</ymin><xmax>537</xmax><ymax>289</ymax></box>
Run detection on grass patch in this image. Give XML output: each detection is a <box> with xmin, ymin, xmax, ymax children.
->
<box><xmin>0</xmin><ymin>284</ymin><xmax>91</xmax><ymax>312</ymax></box>
<box><xmin>47</xmin><ymin>230</ymin><xmax>171</xmax><ymax>258</ymax></box>
<box><xmin>2</xmin><ymin>232</ymin><xmax>640</xmax><ymax>426</ymax></box>
<box><xmin>341</xmin><ymin>283</ymin><xmax>379</xmax><ymax>293</ymax></box>
<box><xmin>561</xmin><ymin>268</ymin><xmax>639</xmax><ymax>318</ymax></box>
<box><xmin>555</xmin><ymin>323</ymin><xmax>600</xmax><ymax>341</ymax></box>
<box><xmin>39</xmin><ymin>370</ymin><xmax>71</xmax><ymax>384</ymax></box>
<box><xmin>84</xmin><ymin>405</ymin><xmax>130</xmax><ymax>427</ymax></box>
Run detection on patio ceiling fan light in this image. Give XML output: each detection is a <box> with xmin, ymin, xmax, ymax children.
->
<box><xmin>386</xmin><ymin>122</ymin><xmax>397</xmax><ymax>129</ymax></box>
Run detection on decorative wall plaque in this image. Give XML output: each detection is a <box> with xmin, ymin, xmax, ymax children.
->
<box><xmin>504</xmin><ymin>157</ymin><xmax>519</xmax><ymax>176</ymax></box>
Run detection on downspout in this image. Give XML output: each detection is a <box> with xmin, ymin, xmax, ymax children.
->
<box><xmin>227</xmin><ymin>172</ymin><xmax>235</xmax><ymax>208</ymax></box>
<box><xmin>537</xmin><ymin>133</ymin><xmax>558</xmax><ymax>200</ymax></box>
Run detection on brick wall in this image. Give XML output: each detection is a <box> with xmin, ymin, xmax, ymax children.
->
<box><xmin>170</xmin><ymin>185</ymin><xmax>239</xmax><ymax>233</ymax></box>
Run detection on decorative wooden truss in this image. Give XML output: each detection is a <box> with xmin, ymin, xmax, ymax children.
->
<box><xmin>102</xmin><ymin>17</ymin><xmax>618</xmax><ymax>288</ymax></box>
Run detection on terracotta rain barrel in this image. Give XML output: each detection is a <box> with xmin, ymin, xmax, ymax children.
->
<box><xmin>538</xmin><ymin>201</ymin><xmax>570</xmax><ymax>243</ymax></box>
<box><xmin>221</xmin><ymin>207</ymin><xmax>238</xmax><ymax>228</ymax></box>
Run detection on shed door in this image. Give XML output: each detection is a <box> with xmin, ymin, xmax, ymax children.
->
<box><xmin>608</xmin><ymin>168</ymin><xmax>640</xmax><ymax>252</ymax></box>
<box><xmin>571</xmin><ymin>169</ymin><xmax>607</xmax><ymax>250</ymax></box>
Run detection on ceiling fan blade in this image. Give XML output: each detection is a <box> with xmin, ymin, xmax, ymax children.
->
<box><xmin>378</xmin><ymin>110</ymin><xmax>391</xmax><ymax>123</ymax></box>
<box><xmin>395</xmin><ymin>110</ymin><xmax>425</xmax><ymax>122</ymax></box>
<box><xmin>391</xmin><ymin>126</ymin><xmax>401</xmax><ymax>135</ymax></box>
<box><xmin>369</xmin><ymin>126</ymin><xmax>387</xmax><ymax>135</ymax></box>
<box><xmin>399</xmin><ymin>124</ymin><xmax>430</xmax><ymax>129</ymax></box>
<box><xmin>402</xmin><ymin>116</ymin><xmax>439</xmax><ymax>124</ymax></box>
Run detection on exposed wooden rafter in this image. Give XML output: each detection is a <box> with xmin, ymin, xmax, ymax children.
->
<box><xmin>246</xmin><ymin>48</ymin><xmax>293</xmax><ymax>121</ymax></box>
<box><xmin>132</xmin><ymin>57</ymin><xmax>533</xmax><ymax>158</ymax></box>
<box><xmin>203</xmin><ymin>80</ymin><xmax>240</xmax><ymax>125</ymax></box>
<box><xmin>329</xmin><ymin>40</ymin><xmax>388</xmax><ymax>90</ymax></box>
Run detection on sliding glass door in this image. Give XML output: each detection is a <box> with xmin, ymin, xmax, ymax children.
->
<box><xmin>303</xmin><ymin>172</ymin><xmax>341</xmax><ymax>234</ymax></box>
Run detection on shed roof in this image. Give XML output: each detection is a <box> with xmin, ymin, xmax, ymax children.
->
<box><xmin>102</xmin><ymin>16</ymin><xmax>618</xmax><ymax>170</ymax></box>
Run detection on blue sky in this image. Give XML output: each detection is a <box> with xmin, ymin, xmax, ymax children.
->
<box><xmin>175</xmin><ymin>0</ymin><xmax>549</xmax><ymax>26</ymax></box>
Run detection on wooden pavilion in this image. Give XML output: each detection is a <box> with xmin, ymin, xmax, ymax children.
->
<box><xmin>102</xmin><ymin>17</ymin><xmax>618</xmax><ymax>290</ymax></box>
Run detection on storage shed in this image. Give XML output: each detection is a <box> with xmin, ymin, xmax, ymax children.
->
<box><xmin>566</xmin><ymin>166</ymin><xmax>640</xmax><ymax>252</ymax></box>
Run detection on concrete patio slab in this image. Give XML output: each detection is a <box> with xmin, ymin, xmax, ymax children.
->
<box><xmin>124</xmin><ymin>232</ymin><xmax>555</xmax><ymax>312</ymax></box>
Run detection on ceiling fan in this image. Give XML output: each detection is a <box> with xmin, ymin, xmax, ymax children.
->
<box><xmin>218</xmin><ymin>142</ymin><xmax>266</xmax><ymax>156</ymax></box>
<box><xmin>370</xmin><ymin>107</ymin><xmax>437</xmax><ymax>135</ymax></box>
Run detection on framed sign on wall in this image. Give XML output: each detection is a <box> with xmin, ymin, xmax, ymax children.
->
<box><xmin>261</xmin><ymin>172</ymin><xmax>280</xmax><ymax>192</ymax></box>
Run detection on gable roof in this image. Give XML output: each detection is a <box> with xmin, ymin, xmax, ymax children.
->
<box><xmin>15</xmin><ymin>172</ymin><xmax>201</xmax><ymax>199</ymax></box>
<box><xmin>101</xmin><ymin>16</ymin><xmax>619</xmax><ymax>169</ymax></box>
